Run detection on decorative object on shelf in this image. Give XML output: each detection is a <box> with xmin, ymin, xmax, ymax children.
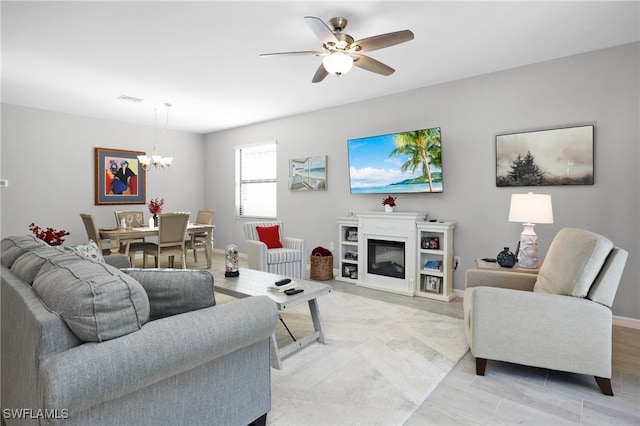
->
<box><xmin>496</xmin><ymin>125</ymin><xmax>594</xmax><ymax>187</ymax></box>
<box><xmin>29</xmin><ymin>223</ymin><xmax>69</xmax><ymax>246</ymax></box>
<box><xmin>148</xmin><ymin>197</ymin><xmax>164</xmax><ymax>227</ymax></box>
<box><xmin>288</xmin><ymin>155</ymin><xmax>327</xmax><ymax>191</ymax></box>
<box><xmin>382</xmin><ymin>195</ymin><xmax>396</xmax><ymax>212</ymax></box>
<box><xmin>422</xmin><ymin>275</ymin><xmax>442</xmax><ymax>293</ymax></box>
<box><xmin>421</xmin><ymin>236</ymin><xmax>440</xmax><ymax>249</ymax></box>
<box><xmin>508</xmin><ymin>192</ymin><xmax>554</xmax><ymax>268</ymax></box>
<box><xmin>225</xmin><ymin>244</ymin><xmax>240</xmax><ymax>277</ymax></box>
<box><xmin>496</xmin><ymin>247</ymin><xmax>517</xmax><ymax>268</ymax></box>
<box><xmin>137</xmin><ymin>103</ymin><xmax>174</xmax><ymax>170</ymax></box>
<box><xmin>94</xmin><ymin>147</ymin><xmax>146</xmax><ymax>205</ymax></box>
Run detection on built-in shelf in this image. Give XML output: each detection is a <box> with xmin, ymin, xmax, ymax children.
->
<box><xmin>336</xmin><ymin>212</ymin><xmax>455</xmax><ymax>302</ymax></box>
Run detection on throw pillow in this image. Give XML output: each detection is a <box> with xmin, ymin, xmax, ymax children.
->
<box><xmin>33</xmin><ymin>255</ymin><xmax>150</xmax><ymax>342</ymax></box>
<box><xmin>66</xmin><ymin>240</ymin><xmax>105</xmax><ymax>263</ymax></box>
<box><xmin>10</xmin><ymin>246</ymin><xmax>68</xmax><ymax>285</ymax></box>
<box><xmin>256</xmin><ymin>225</ymin><xmax>282</xmax><ymax>249</ymax></box>
<box><xmin>122</xmin><ymin>269</ymin><xmax>216</xmax><ymax>320</ymax></box>
<box><xmin>1</xmin><ymin>235</ymin><xmax>47</xmax><ymax>268</ymax></box>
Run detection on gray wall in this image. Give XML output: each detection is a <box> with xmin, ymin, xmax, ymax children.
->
<box><xmin>204</xmin><ymin>43</ymin><xmax>639</xmax><ymax>319</ymax></box>
<box><xmin>0</xmin><ymin>105</ymin><xmax>206</xmax><ymax>243</ymax></box>
<box><xmin>1</xmin><ymin>43</ymin><xmax>638</xmax><ymax>319</ymax></box>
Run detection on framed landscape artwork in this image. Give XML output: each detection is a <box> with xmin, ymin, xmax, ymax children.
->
<box><xmin>288</xmin><ymin>155</ymin><xmax>327</xmax><ymax>191</ymax></box>
<box><xmin>496</xmin><ymin>125</ymin><xmax>594</xmax><ymax>187</ymax></box>
<box><xmin>94</xmin><ymin>147</ymin><xmax>146</xmax><ymax>205</ymax></box>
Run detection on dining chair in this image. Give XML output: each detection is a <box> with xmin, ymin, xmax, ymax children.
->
<box><xmin>79</xmin><ymin>213</ymin><xmax>119</xmax><ymax>255</ymax></box>
<box><xmin>185</xmin><ymin>210</ymin><xmax>215</xmax><ymax>263</ymax></box>
<box><xmin>140</xmin><ymin>213</ymin><xmax>190</xmax><ymax>268</ymax></box>
<box><xmin>114</xmin><ymin>211</ymin><xmax>147</xmax><ymax>266</ymax></box>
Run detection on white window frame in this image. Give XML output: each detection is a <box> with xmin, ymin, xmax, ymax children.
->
<box><xmin>235</xmin><ymin>140</ymin><xmax>277</xmax><ymax>219</ymax></box>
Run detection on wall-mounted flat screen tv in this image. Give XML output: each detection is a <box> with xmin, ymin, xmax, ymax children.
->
<box><xmin>347</xmin><ymin>127</ymin><xmax>442</xmax><ymax>194</ymax></box>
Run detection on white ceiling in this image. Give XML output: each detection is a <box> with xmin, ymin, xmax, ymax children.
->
<box><xmin>2</xmin><ymin>1</ymin><xmax>639</xmax><ymax>134</ymax></box>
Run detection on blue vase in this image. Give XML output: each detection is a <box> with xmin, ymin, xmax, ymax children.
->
<box><xmin>497</xmin><ymin>247</ymin><xmax>516</xmax><ymax>268</ymax></box>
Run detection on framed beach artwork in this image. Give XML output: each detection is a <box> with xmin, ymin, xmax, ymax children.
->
<box><xmin>288</xmin><ymin>155</ymin><xmax>327</xmax><ymax>191</ymax></box>
<box><xmin>496</xmin><ymin>125</ymin><xmax>594</xmax><ymax>187</ymax></box>
<box><xmin>94</xmin><ymin>147</ymin><xmax>146</xmax><ymax>205</ymax></box>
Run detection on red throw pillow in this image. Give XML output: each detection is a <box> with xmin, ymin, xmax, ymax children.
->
<box><xmin>256</xmin><ymin>225</ymin><xmax>282</xmax><ymax>249</ymax></box>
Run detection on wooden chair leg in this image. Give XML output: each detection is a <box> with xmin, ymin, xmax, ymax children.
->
<box><xmin>476</xmin><ymin>357</ymin><xmax>487</xmax><ymax>376</ymax></box>
<box><xmin>595</xmin><ymin>376</ymin><xmax>614</xmax><ymax>396</ymax></box>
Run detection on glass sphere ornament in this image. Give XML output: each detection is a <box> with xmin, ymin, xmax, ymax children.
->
<box><xmin>225</xmin><ymin>244</ymin><xmax>240</xmax><ymax>277</ymax></box>
<box><xmin>497</xmin><ymin>247</ymin><xmax>517</xmax><ymax>268</ymax></box>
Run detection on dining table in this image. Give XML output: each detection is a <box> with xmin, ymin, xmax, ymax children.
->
<box><xmin>99</xmin><ymin>224</ymin><xmax>215</xmax><ymax>268</ymax></box>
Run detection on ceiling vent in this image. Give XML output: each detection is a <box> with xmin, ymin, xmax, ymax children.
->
<box><xmin>117</xmin><ymin>95</ymin><xmax>143</xmax><ymax>103</ymax></box>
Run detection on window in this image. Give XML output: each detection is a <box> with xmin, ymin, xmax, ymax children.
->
<box><xmin>235</xmin><ymin>141</ymin><xmax>277</xmax><ymax>218</ymax></box>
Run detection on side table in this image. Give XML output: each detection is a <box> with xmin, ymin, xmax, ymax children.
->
<box><xmin>475</xmin><ymin>257</ymin><xmax>541</xmax><ymax>274</ymax></box>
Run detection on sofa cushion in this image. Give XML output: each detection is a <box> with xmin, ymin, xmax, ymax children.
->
<box><xmin>122</xmin><ymin>269</ymin><xmax>216</xmax><ymax>320</ymax></box>
<box><xmin>32</xmin><ymin>253</ymin><xmax>150</xmax><ymax>342</ymax></box>
<box><xmin>1</xmin><ymin>235</ymin><xmax>48</xmax><ymax>268</ymax></box>
<box><xmin>65</xmin><ymin>240</ymin><xmax>105</xmax><ymax>263</ymax></box>
<box><xmin>10</xmin><ymin>246</ymin><xmax>68</xmax><ymax>285</ymax></box>
<box><xmin>534</xmin><ymin>228</ymin><xmax>613</xmax><ymax>297</ymax></box>
<box><xmin>267</xmin><ymin>248</ymin><xmax>302</xmax><ymax>264</ymax></box>
<box><xmin>256</xmin><ymin>225</ymin><xmax>282</xmax><ymax>249</ymax></box>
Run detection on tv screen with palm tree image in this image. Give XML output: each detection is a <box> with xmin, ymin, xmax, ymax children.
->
<box><xmin>347</xmin><ymin>127</ymin><xmax>442</xmax><ymax>194</ymax></box>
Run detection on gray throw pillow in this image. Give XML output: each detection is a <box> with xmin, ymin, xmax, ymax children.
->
<box><xmin>33</xmin><ymin>254</ymin><xmax>150</xmax><ymax>342</ymax></box>
<box><xmin>122</xmin><ymin>268</ymin><xmax>215</xmax><ymax>320</ymax></box>
<box><xmin>10</xmin><ymin>246</ymin><xmax>68</xmax><ymax>285</ymax></box>
<box><xmin>1</xmin><ymin>235</ymin><xmax>47</xmax><ymax>268</ymax></box>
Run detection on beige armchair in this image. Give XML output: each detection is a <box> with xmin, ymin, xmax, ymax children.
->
<box><xmin>243</xmin><ymin>221</ymin><xmax>306</xmax><ymax>279</ymax></box>
<box><xmin>464</xmin><ymin>228</ymin><xmax>628</xmax><ymax>395</ymax></box>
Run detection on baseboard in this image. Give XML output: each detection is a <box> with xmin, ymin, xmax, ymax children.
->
<box><xmin>613</xmin><ymin>315</ymin><xmax>640</xmax><ymax>329</ymax></box>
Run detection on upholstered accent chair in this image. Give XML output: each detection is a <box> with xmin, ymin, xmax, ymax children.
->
<box><xmin>243</xmin><ymin>221</ymin><xmax>306</xmax><ymax>279</ymax></box>
<box><xmin>464</xmin><ymin>227</ymin><xmax>628</xmax><ymax>395</ymax></box>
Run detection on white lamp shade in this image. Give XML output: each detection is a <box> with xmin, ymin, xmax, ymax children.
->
<box><xmin>508</xmin><ymin>192</ymin><xmax>554</xmax><ymax>224</ymax></box>
<box><xmin>322</xmin><ymin>52</ymin><xmax>353</xmax><ymax>75</ymax></box>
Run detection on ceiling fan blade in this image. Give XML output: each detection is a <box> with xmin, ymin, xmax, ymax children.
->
<box><xmin>352</xmin><ymin>30</ymin><xmax>414</xmax><ymax>53</ymax></box>
<box><xmin>312</xmin><ymin>63</ymin><xmax>329</xmax><ymax>83</ymax></box>
<box><xmin>352</xmin><ymin>54</ymin><xmax>395</xmax><ymax>76</ymax></box>
<box><xmin>260</xmin><ymin>51</ymin><xmax>322</xmax><ymax>57</ymax></box>
<box><xmin>304</xmin><ymin>16</ymin><xmax>339</xmax><ymax>46</ymax></box>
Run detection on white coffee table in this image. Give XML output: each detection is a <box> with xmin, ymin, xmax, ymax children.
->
<box><xmin>212</xmin><ymin>268</ymin><xmax>332</xmax><ymax>369</ymax></box>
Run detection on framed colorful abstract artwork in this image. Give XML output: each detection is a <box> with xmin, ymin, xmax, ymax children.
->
<box><xmin>94</xmin><ymin>147</ymin><xmax>146</xmax><ymax>205</ymax></box>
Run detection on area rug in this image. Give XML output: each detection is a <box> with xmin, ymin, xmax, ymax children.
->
<box><xmin>258</xmin><ymin>290</ymin><xmax>469</xmax><ymax>425</ymax></box>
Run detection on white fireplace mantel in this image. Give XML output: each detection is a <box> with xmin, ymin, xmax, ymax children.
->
<box><xmin>356</xmin><ymin>211</ymin><xmax>426</xmax><ymax>296</ymax></box>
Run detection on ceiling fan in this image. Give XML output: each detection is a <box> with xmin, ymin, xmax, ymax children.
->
<box><xmin>260</xmin><ymin>16</ymin><xmax>414</xmax><ymax>83</ymax></box>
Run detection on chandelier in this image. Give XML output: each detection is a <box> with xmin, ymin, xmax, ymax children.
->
<box><xmin>138</xmin><ymin>103</ymin><xmax>173</xmax><ymax>170</ymax></box>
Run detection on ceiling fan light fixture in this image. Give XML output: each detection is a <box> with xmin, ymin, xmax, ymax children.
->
<box><xmin>323</xmin><ymin>51</ymin><xmax>353</xmax><ymax>75</ymax></box>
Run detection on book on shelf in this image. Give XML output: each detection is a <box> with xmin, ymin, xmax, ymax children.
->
<box><xmin>423</xmin><ymin>260</ymin><xmax>443</xmax><ymax>271</ymax></box>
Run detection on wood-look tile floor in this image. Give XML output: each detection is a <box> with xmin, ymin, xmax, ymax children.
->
<box><xmin>190</xmin><ymin>253</ymin><xmax>640</xmax><ymax>425</ymax></box>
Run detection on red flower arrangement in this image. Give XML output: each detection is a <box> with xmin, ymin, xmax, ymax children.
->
<box><xmin>148</xmin><ymin>198</ymin><xmax>165</xmax><ymax>215</ymax></box>
<box><xmin>29</xmin><ymin>223</ymin><xmax>70</xmax><ymax>246</ymax></box>
<box><xmin>382</xmin><ymin>195</ymin><xmax>397</xmax><ymax>207</ymax></box>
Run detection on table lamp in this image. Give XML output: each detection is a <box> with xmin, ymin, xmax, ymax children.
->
<box><xmin>508</xmin><ymin>192</ymin><xmax>554</xmax><ymax>268</ymax></box>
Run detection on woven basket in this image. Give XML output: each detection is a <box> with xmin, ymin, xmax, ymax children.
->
<box><xmin>309</xmin><ymin>254</ymin><xmax>334</xmax><ymax>281</ymax></box>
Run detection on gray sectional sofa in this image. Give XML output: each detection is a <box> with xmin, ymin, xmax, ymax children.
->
<box><xmin>1</xmin><ymin>235</ymin><xmax>278</xmax><ymax>425</ymax></box>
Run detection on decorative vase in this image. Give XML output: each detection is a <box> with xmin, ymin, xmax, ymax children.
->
<box><xmin>153</xmin><ymin>214</ymin><xmax>159</xmax><ymax>227</ymax></box>
<box><xmin>384</xmin><ymin>205</ymin><xmax>394</xmax><ymax>213</ymax></box>
<box><xmin>497</xmin><ymin>247</ymin><xmax>516</xmax><ymax>268</ymax></box>
<box><xmin>225</xmin><ymin>244</ymin><xmax>240</xmax><ymax>277</ymax></box>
